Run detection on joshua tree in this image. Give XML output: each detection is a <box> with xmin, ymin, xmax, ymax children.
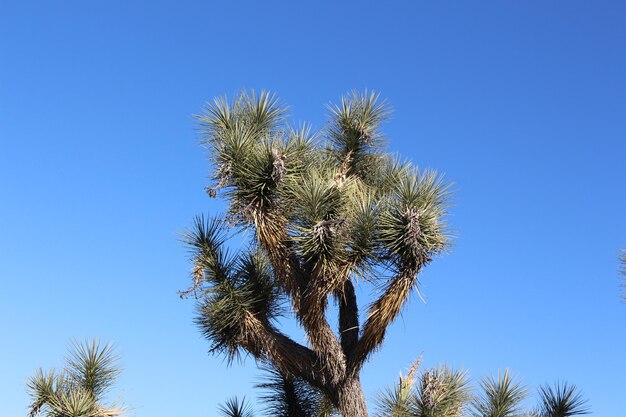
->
<box><xmin>376</xmin><ymin>358</ymin><xmax>472</xmax><ymax>417</ymax></box>
<box><xmin>182</xmin><ymin>90</ymin><xmax>451</xmax><ymax>417</ymax></box>
<box><xmin>26</xmin><ymin>340</ymin><xmax>123</xmax><ymax>417</ymax></box>
<box><xmin>535</xmin><ymin>382</ymin><xmax>590</xmax><ymax>417</ymax></box>
<box><xmin>377</xmin><ymin>360</ymin><xmax>589</xmax><ymax>417</ymax></box>
<box><xmin>470</xmin><ymin>370</ymin><xmax>528</xmax><ymax>417</ymax></box>
<box><xmin>218</xmin><ymin>397</ymin><xmax>255</xmax><ymax>417</ymax></box>
<box><xmin>470</xmin><ymin>372</ymin><xmax>589</xmax><ymax>417</ymax></box>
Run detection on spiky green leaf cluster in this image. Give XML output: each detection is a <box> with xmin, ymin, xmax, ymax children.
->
<box><xmin>186</xmin><ymin>217</ymin><xmax>282</xmax><ymax>361</ymax></box>
<box><xmin>377</xmin><ymin>359</ymin><xmax>591</xmax><ymax>417</ymax></box>
<box><xmin>27</xmin><ymin>340</ymin><xmax>123</xmax><ymax>417</ymax></box>
<box><xmin>414</xmin><ymin>367</ymin><xmax>472</xmax><ymax>417</ymax></box>
<box><xmin>376</xmin><ymin>369</ymin><xmax>416</xmax><ymax>417</ymax></box>
<box><xmin>376</xmin><ymin>363</ymin><xmax>471</xmax><ymax>417</ymax></box>
<box><xmin>219</xmin><ymin>397</ymin><xmax>256</xmax><ymax>417</ymax></box>
<box><xmin>192</xmin><ymin>89</ymin><xmax>450</xmax><ymax>301</ymax></box>
<box><xmin>326</xmin><ymin>90</ymin><xmax>390</xmax><ymax>181</ymax></box>
<box><xmin>536</xmin><ymin>382</ymin><xmax>589</xmax><ymax>417</ymax></box>
<box><xmin>378</xmin><ymin>170</ymin><xmax>451</xmax><ymax>268</ymax></box>
<box><xmin>219</xmin><ymin>365</ymin><xmax>339</xmax><ymax>417</ymax></box>
<box><xmin>256</xmin><ymin>365</ymin><xmax>323</xmax><ymax>417</ymax></box>
<box><xmin>470</xmin><ymin>370</ymin><xmax>527</xmax><ymax>417</ymax></box>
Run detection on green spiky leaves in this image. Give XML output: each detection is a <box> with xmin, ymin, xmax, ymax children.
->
<box><xmin>376</xmin><ymin>361</ymin><xmax>472</xmax><ymax>417</ymax></box>
<box><xmin>185</xmin><ymin>217</ymin><xmax>283</xmax><ymax>361</ymax></box>
<box><xmin>256</xmin><ymin>365</ymin><xmax>323</xmax><ymax>417</ymax></box>
<box><xmin>188</xmin><ymin>91</ymin><xmax>454</xmax><ymax>370</ymax></box>
<box><xmin>378</xmin><ymin>169</ymin><xmax>451</xmax><ymax>268</ymax></box>
<box><xmin>471</xmin><ymin>370</ymin><xmax>528</xmax><ymax>417</ymax></box>
<box><xmin>193</xmin><ymin>90</ymin><xmax>450</xmax><ymax>289</ymax></box>
<box><xmin>219</xmin><ymin>397</ymin><xmax>256</xmax><ymax>417</ymax></box>
<box><xmin>65</xmin><ymin>340</ymin><xmax>121</xmax><ymax>400</ymax></box>
<box><xmin>200</xmin><ymin>90</ymin><xmax>286</xmax><ymax>143</ymax></box>
<box><xmin>199</xmin><ymin>91</ymin><xmax>310</xmax><ymax>227</ymax></box>
<box><xmin>414</xmin><ymin>367</ymin><xmax>472</xmax><ymax>417</ymax></box>
<box><xmin>187</xmin><ymin>91</ymin><xmax>454</xmax><ymax>415</ymax></box>
<box><xmin>536</xmin><ymin>382</ymin><xmax>589</xmax><ymax>417</ymax></box>
<box><xmin>27</xmin><ymin>340</ymin><xmax>123</xmax><ymax>417</ymax></box>
<box><xmin>326</xmin><ymin>91</ymin><xmax>390</xmax><ymax>181</ymax></box>
<box><xmin>377</xmin><ymin>360</ymin><xmax>591</xmax><ymax>417</ymax></box>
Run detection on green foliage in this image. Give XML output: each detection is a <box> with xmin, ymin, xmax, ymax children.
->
<box><xmin>182</xmin><ymin>215</ymin><xmax>283</xmax><ymax>361</ymax></box>
<box><xmin>219</xmin><ymin>397</ymin><xmax>256</xmax><ymax>417</ymax></box>
<box><xmin>413</xmin><ymin>367</ymin><xmax>472</xmax><ymax>417</ymax></box>
<box><xmin>536</xmin><ymin>382</ymin><xmax>589</xmax><ymax>417</ymax></box>
<box><xmin>326</xmin><ymin>90</ymin><xmax>390</xmax><ymax>183</ymax></box>
<box><xmin>218</xmin><ymin>366</ymin><xmax>339</xmax><ymax>417</ymax></box>
<box><xmin>376</xmin><ymin>361</ymin><xmax>419</xmax><ymax>417</ymax></box>
<box><xmin>193</xmin><ymin>90</ymin><xmax>450</xmax><ymax>266</ymax></box>
<box><xmin>185</xmin><ymin>90</ymin><xmax>593</xmax><ymax>417</ymax></box>
<box><xmin>185</xmin><ymin>90</ymin><xmax>451</xmax><ymax>353</ymax></box>
<box><xmin>471</xmin><ymin>370</ymin><xmax>527</xmax><ymax>417</ymax></box>
<box><xmin>377</xmin><ymin>360</ymin><xmax>591</xmax><ymax>417</ymax></box>
<box><xmin>27</xmin><ymin>340</ymin><xmax>123</xmax><ymax>417</ymax></box>
<box><xmin>65</xmin><ymin>340</ymin><xmax>121</xmax><ymax>399</ymax></box>
<box><xmin>185</xmin><ymin>90</ymin><xmax>453</xmax><ymax>416</ymax></box>
<box><xmin>378</xmin><ymin>170</ymin><xmax>451</xmax><ymax>268</ymax></box>
<box><xmin>256</xmin><ymin>365</ymin><xmax>323</xmax><ymax>417</ymax></box>
<box><xmin>376</xmin><ymin>360</ymin><xmax>471</xmax><ymax>417</ymax></box>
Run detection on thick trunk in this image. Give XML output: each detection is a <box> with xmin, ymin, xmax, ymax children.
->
<box><xmin>336</xmin><ymin>377</ymin><xmax>368</xmax><ymax>417</ymax></box>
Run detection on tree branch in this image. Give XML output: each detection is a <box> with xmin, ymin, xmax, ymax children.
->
<box><xmin>300</xmin><ymin>282</ymin><xmax>346</xmax><ymax>385</ymax></box>
<box><xmin>254</xmin><ymin>211</ymin><xmax>347</xmax><ymax>385</ymax></box>
<box><xmin>238</xmin><ymin>312</ymin><xmax>329</xmax><ymax>391</ymax></box>
<box><xmin>253</xmin><ymin>211</ymin><xmax>304</xmax><ymax>308</ymax></box>
<box><xmin>349</xmin><ymin>263</ymin><xmax>420</xmax><ymax>374</ymax></box>
<box><xmin>337</xmin><ymin>280</ymin><xmax>359</xmax><ymax>356</ymax></box>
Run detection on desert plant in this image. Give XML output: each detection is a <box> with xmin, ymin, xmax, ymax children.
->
<box><xmin>376</xmin><ymin>356</ymin><xmax>423</xmax><ymax>417</ymax></box>
<box><xmin>219</xmin><ymin>397</ymin><xmax>256</xmax><ymax>417</ymax></box>
<box><xmin>377</xmin><ymin>360</ymin><xmax>589</xmax><ymax>417</ymax></box>
<box><xmin>377</xmin><ymin>358</ymin><xmax>471</xmax><ymax>417</ymax></box>
<box><xmin>182</xmin><ymin>90</ymin><xmax>451</xmax><ymax>417</ymax></box>
<box><xmin>255</xmin><ymin>364</ymin><xmax>325</xmax><ymax>417</ymax></box>
<box><xmin>217</xmin><ymin>364</ymin><xmax>338</xmax><ymax>417</ymax></box>
<box><xmin>27</xmin><ymin>340</ymin><xmax>123</xmax><ymax>417</ymax></box>
<box><xmin>470</xmin><ymin>370</ymin><xmax>528</xmax><ymax>417</ymax></box>
<box><xmin>535</xmin><ymin>382</ymin><xmax>589</xmax><ymax>417</ymax></box>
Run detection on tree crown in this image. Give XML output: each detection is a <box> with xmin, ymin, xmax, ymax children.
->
<box><xmin>183</xmin><ymin>90</ymin><xmax>451</xmax><ymax>415</ymax></box>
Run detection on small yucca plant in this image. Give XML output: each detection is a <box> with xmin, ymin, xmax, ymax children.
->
<box><xmin>376</xmin><ymin>357</ymin><xmax>472</xmax><ymax>417</ymax></box>
<box><xmin>27</xmin><ymin>340</ymin><xmax>124</xmax><ymax>417</ymax></box>
<box><xmin>377</xmin><ymin>359</ymin><xmax>590</xmax><ymax>417</ymax></box>
<box><xmin>470</xmin><ymin>370</ymin><xmax>527</xmax><ymax>417</ymax></box>
<box><xmin>535</xmin><ymin>382</ymin><xmax>589</xmax><ymax>417</ymax></box>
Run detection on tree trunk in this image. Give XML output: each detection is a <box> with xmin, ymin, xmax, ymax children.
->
<box><xmin>336</xmin><ymin>376</ymin><xmax>368</xmax><ymax>417</ymax></box>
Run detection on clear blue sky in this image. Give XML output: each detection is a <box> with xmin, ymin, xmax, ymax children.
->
<box><xmin>1</xmin><ymin>1</ymin><xmax>624</xmax><ymax>416</ymax></box>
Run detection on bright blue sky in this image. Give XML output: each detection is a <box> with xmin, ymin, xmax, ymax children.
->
<box><xmin>1</xmin><ymin>1</ymin><xmax>625</xmax><ymax>416</ymax></box>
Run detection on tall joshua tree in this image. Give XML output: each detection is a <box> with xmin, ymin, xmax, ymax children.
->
<box><xmin>182</xmin><ymin>90</ymin><xmax>451</xmax><ymax>417</ymax></box>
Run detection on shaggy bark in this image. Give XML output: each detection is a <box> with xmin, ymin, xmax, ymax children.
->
<box><xmin>338</xmin><ymin>280</ymin><xmax>359</xmax><ymax>356</ymax></box>
<box><xmin>351</xmin><ymin>263</ymin><xmax>421</xmax><ymax>373</ymax></box>
<box><xmin>336</xmin><ymin>376</ymin><xmax>369</xmax><ymax>417</ymax></box>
